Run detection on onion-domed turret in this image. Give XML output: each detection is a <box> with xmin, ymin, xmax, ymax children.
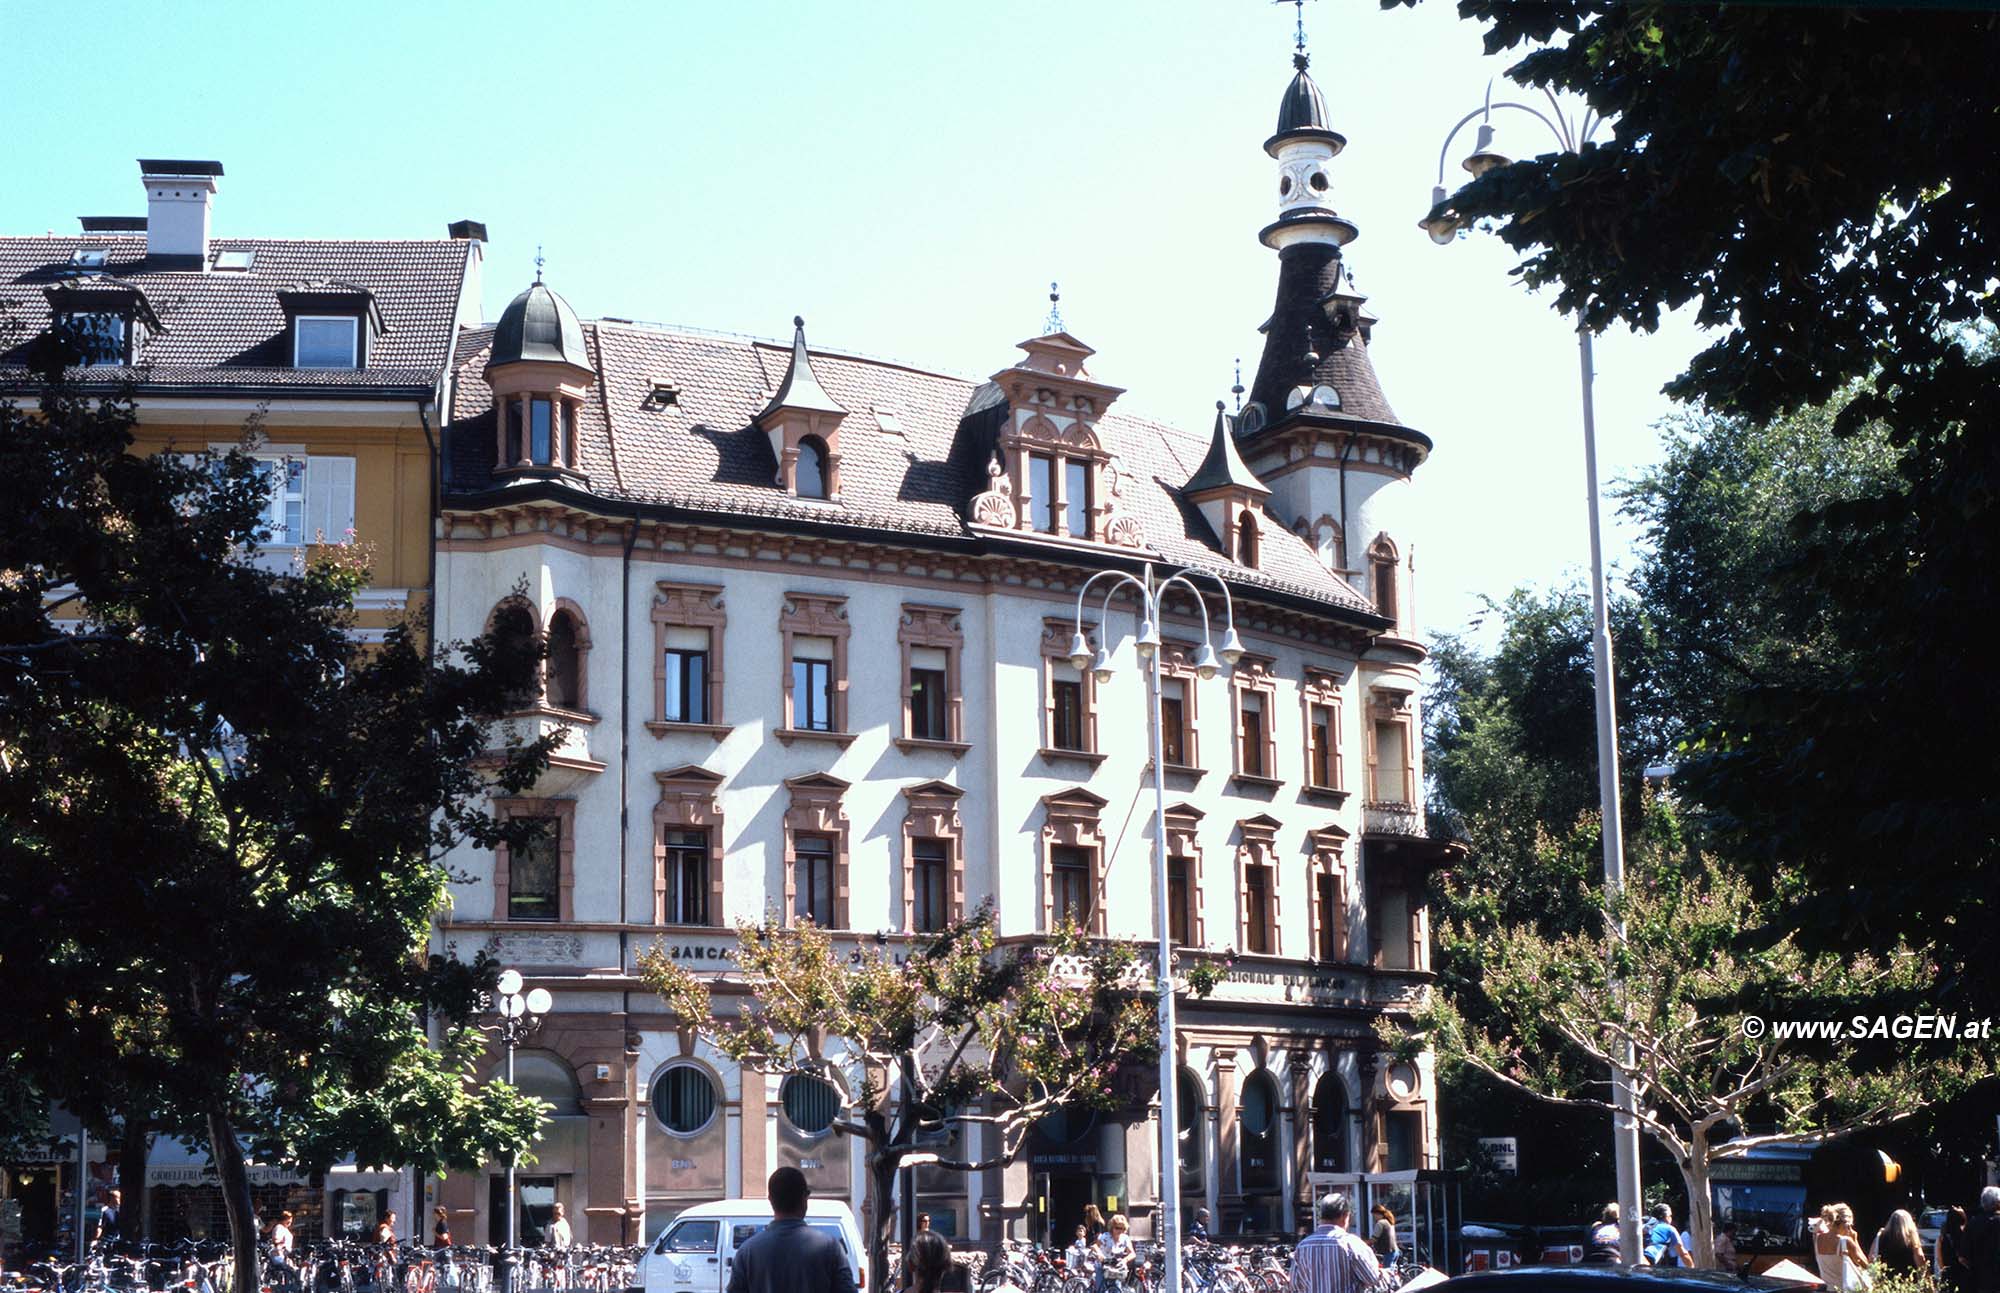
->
<box><xmin>1267</xmin><ymin>53</ymin><xmax>1346</xmax><ymax>157</ymax></box>
<box><xmin>488</xmin><ymin>281</ymin><xmax>589</xmax><ymax>372</ymax></box>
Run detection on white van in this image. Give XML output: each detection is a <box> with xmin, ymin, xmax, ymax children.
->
<box><xmin>632</xmin><ymin>1199</ymin><xmax>868</xmax><ymax>1293</ymax></box>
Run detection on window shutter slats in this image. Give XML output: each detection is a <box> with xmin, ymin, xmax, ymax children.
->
<box><xmin>304</xmin><ymin>455</ymin><xmax>357</xmax><ymax>545</ymax></box>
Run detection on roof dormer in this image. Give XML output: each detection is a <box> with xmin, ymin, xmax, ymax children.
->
<box><xmin>42</xmin><ymin>277</ymin><xmax>161</xmax><ymax>367</ymax></box>
<box><xmin>756</xmin><ymin>316</ymin><xmax>846</xmax><ymax>501</ymax></box>
<box><xmin>485</xmin><ymin>279</ymin><xmax>595</xmax><ymax>483</ymax></box>
<box><xmin>1183</xmin><ymin>401</ymin><xmax>1272</xmax><ymax>566</ymax></box>
<box><xmin>277</xmin><ymin>281</ymin><xmax>385</xmax><ymax>370</ymax></box>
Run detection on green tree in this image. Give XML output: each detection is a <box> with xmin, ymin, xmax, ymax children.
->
<box><xmin>1406</xmin><ymin>0</ymin><xmax>2000</xmax><ymax>1010</ymax></box>
<box><xmin>1394</xmin><ymin>801</ymin><xmax>1992</xmax><ymax>1267</ymax></box>
<box><xmin>641</xmin><ymin>913</ymin><xmax>1217</xmax><ymax>1290</ymax></box>
<box><xmin>0</xmin><ymin>352</ymin><xmax>554</xmax><ymax>1289</ymax></box>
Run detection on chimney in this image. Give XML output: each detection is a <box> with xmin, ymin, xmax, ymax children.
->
<box><xmin>137</xmin><ymin>159</ymin><xmax>224</xmax><ymax>268</ymax></box>
<box><xmin>447</xmin><ymin>219</ymin><xmax>488</xmax><ymax>242</ymax></box>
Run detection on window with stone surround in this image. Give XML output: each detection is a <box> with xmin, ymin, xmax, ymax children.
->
<box><xmin>653</xmin><ymin>765</ymin><xmax>725</xmax><ymax>927</ymax></box>
<box><xmin>1163</xmin><ymin>803</ymin><xmax>1206</xmax><ymax>947</ymax></box>
<box><xmin>650</xmin><ymin>583</ymin><xmax>727</xmax><ymax>736</ymax></box>
<box><xmin>493</xmin><ymin>798</ymin><xmax>575</xmax><ymax>923</ymax></box>
<box><xmin>1235</xmin><ymin>815</ymin><xmax>1282</xmax><ymax>956</ymax></box>
<box><xmin>1369</xmin><ymin>532</ymin><xmax>1400</xmax><ymax>625</ymax></box>
<box><xmin>783</xmin><ymin>773</ymin><xmax>850</xmax><ymax>929</ymax></box>
<box><xmin>1040</xmin><ymin>787</ymin><xmax>1108</xmax><ymax>934</ymax></box>
<box><xmin>1008</xmin><ymin>410</ymin><xmax>1107</xmax><ymax>541</ymax></box>
<box><xmin>1230</xmin><ymin>654</ymin><xmax>1280</xmax><ymax>785</ymax></box>
<box><xmin>778</xmin><ymin>594</ymin><xmax>851</xmax><ymax>744</ymax></box>
<box><xmin>1040</xmin><ymin>619</ymin><xmax>1101</xmax><ymax>761</ymax></box>
<box><xmin>898</xmin><ymin>605</ymin><xmax>967</xmax><ymax>751</ymax></box>
<box><xmin>1367</xmin><ymin>689</ymin><xmax>1417</xmax><ymax>807</ymax></box>
<box><xmin>1301</xmin><ymin>668</ymin><xmax>1345</xmax><ymax>797</ymax></box>
<box><xmin>1308</xmin><ymin>826</ymin><xmax>1350</xmax><ymax>963</ymax></box>
<box><xmin>487</xmin><ymin>597</ymin><xmax>542</xmax><ymax>713</ymax></box>
<box><xmin>1158</xmin><ymin>640</ymin><xmax>1204</xmax><ymax>771</ymax></box>
<box><xmin>1369</xmin><ymin>862</ymin><xmax>1427</xmax><ymax>973</ymax></box>
<box><xmin>546</xmin><ymin>600</ymin><xmax>591</xmax><ymax>713</ymax></box>
<box><xmin>902</xmin><ymin>779</ymin><xmax>965</xmax><ymax>933</ymax></box>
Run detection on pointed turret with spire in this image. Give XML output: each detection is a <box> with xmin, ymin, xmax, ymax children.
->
<box><xmin>757</xmin><ymin>316</ymin><xmax>847</xmax><ymax>499</ymax></box>
<box><xmin>1184</xmin><ymin>400</ymin><xmax>1271</xmax><ymax>564</ymax></box>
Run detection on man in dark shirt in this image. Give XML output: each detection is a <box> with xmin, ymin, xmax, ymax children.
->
<box><xmin>727</xmin><ymin>1169</ymin><xmax>856</xmax><ymax>1293</ymax></box>
<box><xmin>1966</xmin><ymin>1187</ymin><xmax>2000</xmax><ymax>1293</ymax></box>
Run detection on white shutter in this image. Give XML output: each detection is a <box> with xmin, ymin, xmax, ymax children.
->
<box><xmin>792</xmin><ymin>634</ymin><xmax>834</xmax><ymax>662</ymax></box>
<box><xmin>664</xmin><ymin>626</ymin><xmax>710</xmax><ymax>651</ymax></box>
<box><xmin>910</xmin><ymin>646</ymin><xmax>949</xmax><ymax>672</ymax></box>
<box><xmin>304</xmin><ymin>455</ymin><xmax>356</xmax><ymax>544</ymax></box>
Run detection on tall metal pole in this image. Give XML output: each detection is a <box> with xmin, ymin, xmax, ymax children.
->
<box><xmin>74</xmin><ymin>1126</ymin><xmax>89</xmax><ymax>1267</ymax></box>
<box><xmin>1145</xmin><ymin>567</ymin><xmax>1184</xmax><ymax>1293</ymax></box>
<box><xmin>1578</xmin><ymin>323</ymin><xmax>1643</xmax><ymax>1261</ymax></box>
<box><xmin>505</xmin><ymin>1038</ymin><xmax>518</xmax><ymax>1292</ymax></box>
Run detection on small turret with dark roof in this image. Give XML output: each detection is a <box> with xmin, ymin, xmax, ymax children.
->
<box><xmin>758</xmin><ymin>316</ymin><xmax>847</xmax><ymax>500</ymax></box>
<box><xmin>489</xmin><ymin>281</ymin><xmax>589</xmax><ymax>372</ymax></box>
<box><xmin>483</xmin><ymin>277</ymin><xmax>596</xmax><ymax>481</ymax></box>
<box><xmin>1269</xmin><ymin>52</ymin><xmax>1346</xmax><ymax>155</ymax></box>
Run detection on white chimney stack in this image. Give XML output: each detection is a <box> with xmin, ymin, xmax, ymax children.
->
<box><xmin>137</xmin><ymin>159</ymin><xmax>223</xmax><ymax>267</ymax></box>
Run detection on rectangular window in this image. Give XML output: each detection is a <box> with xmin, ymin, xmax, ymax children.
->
<box><xmin>909</xmin><ymin>646</ymin><xmax>949</xmax><ymax>741</ymax></box>
<box><xmin>793</xmin><ymin>835</ymin><xmax>836</xmax><ymax>927</ymax></box>
<box><xmin>663</xmin><ymin>829</ymin><xmax>710</xmax><ymax>926</ymax></box>
<box><xmin>1160</xmin><ymin>680</ymin><xmax>1188</xmax><ymax>766</ymax></box>
<box><xmin>295</xmin><ymin>315</ymin><xmax>359</xmax><ymax>369</ymax></box>
<box><xmin>1240</xmin><ymin>692</ymin><xmax>1267</xmax><ymax>777</ymax></box>
<box><xmin>1029</xmin><ymin>453</ymin><xmax>1057</xmax><ymax>533</ymax></box>
<box><xmin>1316</xmin><ymin>872</ymin><xmax>1342</xmax><ymax>961</ymax></box>
<box><xmin>663</xmin><ymin>627</ymin><xmax>710</xmax><ymax>724</ymax></box>
<box><xmin>1377</xmin><ymin>887</ymin><xmax>1412</xmax><ymax>969</ymax></box>
<box><xmin>1386</xmin><ymin>1111</ymin><xmax>1422</xmax><ymax>1172</ymax></box>
<box><xmin>1373</xmin><ymin>720</ymin><xmax>1409</xmax><ymax>803</ymax></box>
<box><xmin>1246</xmin><ymin>866</ymin><xmax>1273</xmax><ymax>954</ymax></box>
<box><xmin>530</xmin><ymin>398</ymin><xmax>554</xmax><ymax>465</ymax></box>
<box><xmin>507</xmin><ymin>817</ymin><xmax>561</xmax><ymax>922</ymax></box>
<box><xmin>252</xmin><ymin>457</ymin><xmax>307</xmax><ymax>548</ymax></box>
<box><xmin>1051</xmin><ymin>678</ymin><xmax>1086</xmax><ymax>751</ymax></box>
<box><xmin>791</xmin><ymin>635</ymin><xmax>835</xmax><ymax>731</ymax></box>
<box><xmin>1309</xmin><ymin>703</ymin><xmax>1336</xmax><ymax>788</ymax></box>
<box><xmin>1064</xmin><ymin>458</ymin><xmax>1091</xmax><ymax>538</ymax></box>
<box><xmin>1051</xmin><ymin>846</ymin><xmax>1092</xmax><ymax>927</ymax></box>
<box><xmin>69</xmin><ymin>312</ymin><xmax>128</xmax><ymax>366</ymax></box>
<box><xmin>911</xmin><ymin>839</ymin><xmax>949</xmax><ymax>933</ymax></box>
<box><xmin>1168</xmin><ymin>857</ymin><xmax>1192</xmax><ymax>946</ymax></box>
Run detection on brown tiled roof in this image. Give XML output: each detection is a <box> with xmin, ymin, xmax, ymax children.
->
<box><xmin>0</xmin><ymin>235</ymin><xmax>472</xmax><ymax>395</ymax></box>
<box><xmin>445</xmin><ymin>320</ymin><xmax>1376</xmax><ymax>618</ymax></box>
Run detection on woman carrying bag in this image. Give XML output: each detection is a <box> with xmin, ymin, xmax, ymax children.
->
<box><xmin>1817</xmin><ymin>1203</ymin><xmax>1874</xmax><ymax>1293</ymax></box>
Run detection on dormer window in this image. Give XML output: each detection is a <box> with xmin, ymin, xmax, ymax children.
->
<box><xmin>797</xmin><ymin>436</ymin><xmax>830</xmax><ymax>499</ymax></box>
<box><xmin>295</xmin><ymin>315</ymin><xmax>359</xmax><ymax>369</ymax></box>
<box><xmin>501</xmin><ymin>394</ymin><xmax>583</xmax><ymax>472</ymax></box>
<box><xmin>68</xmin><ymin>249</ymin><xmax>109</xmax><ymax>269</ymax></box>
<box><xmin>44</xmin><ymin>280</ymin><xmax>157</xmax><ymax>367</ymax></box>
<box><xmin>1236</xmin><ymin>511</ymin><xmax>1260</xmax><ymax>568</ymax></box>
<box><xmin>69</xmin><ymin>312</ymin><xmax>131</xmax><ymax>366</ymax></box>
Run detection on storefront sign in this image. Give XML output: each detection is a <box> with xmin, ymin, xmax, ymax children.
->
<box><xmin>485</xmin><ymin>932</ymin><xmax>584</xmax><ymax>964</ymax></box>
<box><xmin>148</xmin><ymin>1164</ymin><xmax>309</xmax><ymax>1187</ymax></box>
<box><xmin>1477</xmin><ymin>1137</ymin><xmax>1518</xmax><ymax>1175</ymax></box>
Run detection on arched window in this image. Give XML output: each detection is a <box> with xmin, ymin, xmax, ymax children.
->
<box><xmin>489</xmin><ymin>599</ymin><xmax>541</xmax><ymax>710</ymax></box>
<box><xmin>1238</xmin><ymin>1069</ymin><xmax>1280</xmax><ymax>1189</ymax></box>
<box><xmin>1311</xmin><ymin>1071</ymin><xmax>1347</xmax><ymax>1172</ymax></box>
<box><xmin>1369</xmin><ymin>534</ymin><xmax>1399</xmax><ymax>622</ymax></box>
<box><xmin>506</xmin><ymin>1051</ymin><xmax>583</xmax><ymax>1116</ymax></box>
<box><xmin>796</xmin><ymin>436</ymin><xmax>830</xmax><ymax>499</ymax></box>
<box><xmin>780</xmin><ymin>1074</ymin><xmax>842</xmax><ymax>1137</ymax></box>
<box><xmin>546</xmin><ymin>608</ymin><xmax>584</xmax><ymax>710</ymax></box>
<box><xmin>1236</xmin><ymin>512</ymin><xmax>1260</xmax><ymax>568</ymax></box>
<box><xmin>1314</xmin><ymin>518</ymin><xmax>1344</xmax><ymax>571</ymax></box>
<box><xmin>652</xmin><ymin>1064</ymin><xmax>719</xmax><ymax>1137</ymax></box>
<box><xmin>1177</xmin><ymin>1068</ymin><xmax>1205</xmax><ymax>1178</ymax></box>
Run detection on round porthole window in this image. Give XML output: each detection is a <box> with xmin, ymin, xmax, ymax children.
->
<box><xmin>780</xmin><ymin>1073</ymin><xmax>842</xmax><ymax>1137</ymax></box>
<box><xmin>1279</xmin><ymin>175</ymin><xmax>1295</xmax><ymax>198</ymax></box>
<box><xmin>652</xmin><ymin>1065</ymin><xmax>718</xmax><ymax>1137</ymax></box>
<box><xmin>1309</xmin><ymin>171</ymin><xmax>1330</xmax><ymax>193</ymax></box>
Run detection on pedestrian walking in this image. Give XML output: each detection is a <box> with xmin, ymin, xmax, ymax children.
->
<box><xmin>1940</xmin><ymin>1207</ymin><xmax>1970</xmax><ymax>1293</ymax></box>
<box><xmin>1082</xmin><ymin>1206</ymin><xmax>1106</xmax><ymax>1243</ymax></box>
<box><xmin>1714</xmin><ymin>1223</ymin><xmax>1740</xmax><ymax>1274</ymax></box>
<box><xmin>1964</xmin><ymin>1189</ymin><xmax>2000</xmax><ymax>1293</ymax></box>
<box><xmin>376</xmin><ymin>1212</ymin><xmax>399</xmax><ymax>1245</ymax></box>
<box><xmin>1369</xmin><ymin>1206</ymin><xmax>1399</xmax><ymax>1263</ymax></box>
<box><xmin>96</xmin><ymin>1190</ymin><xmax>123</xmax><ymax>1249</ymax></box>
<box><xmin>1092</xmin><ymin>1216</ymin><xmax>1135</xmax><ymax>1293</ymax></box>
<box><xmin>547</xmin><ymin>1204</ymin><xmax>574</xmax><ymax>1249</ymax></box>
<box><xmin>1644</xmin><ymin>1205</ymin><xmax>1692</xmax><ymax>1268</ymax></box>
<box><xmin>726</xmin><ymin>1168</ymin><xmax>856</xmax><ymax>1293</ymax></box>
<box><xmin>1290</xmin><ymin>1195</ymin><xmax>1380</xmax><ymax>1293</ymax></box>
<box><xmin>1816</xmin><ymin>1203</ymin><xmax>1874</xmax><ymax>1293</ymax></box>
<box><xmin>1586</xmin><ymin>1205</ymin><xmax>1621</xmax><ymax>1264</ymax></box>
<box><xmin>904</xmin><ymin>1231</ymin><xmax>950</xmax><ymax>1293</ymax></box>
<box><xmin>1190</xmin><ymin>1210</ymin><xmax>1211</xmax><ymax>1245</ymax></box>
<box><xmin>433</xmin><ymin>1207</ymin><xmax>453</xmax><ymax>1249</ymax></box>
<box><xmin>1875</xmin><ymin>1210</ymin><xmax>1926</xmax><ymax>1282</ymax></box>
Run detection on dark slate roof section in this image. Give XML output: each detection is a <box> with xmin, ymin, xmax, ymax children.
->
<box><xmin>488</xmin><ymin>281</ymin><xmax>589</xmax><ymax>370</ymax></box>
<box><xmin>0</xmin><ymin>235</ymin><xmax>472</xmax><ymax>395</ymax></box>
<box><xmin>1246</xmin><ymin>240</ymin><xmax>1402</xmax><ymax>428</ymax></box>
<box><xmin>758</xmin><ymin>316</ymin><xmax>846</xmax><ymax>418</ymax></box>
<box><xmin>1185</xmin><ymin>401</ymin><xmax>1271</xmax><ymax>497</ymax></box>
<box><xmin>445</xmin><ymin>321</ymin><xmax>1375</xmax><ymax>617</ymax></box>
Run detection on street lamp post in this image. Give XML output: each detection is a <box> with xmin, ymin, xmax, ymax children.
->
<box><xmin>1067</xmin><ymin>563</ymin><xmax>1243</xmax><ymax>1293</ymax></box>
<box><xmin>1418</xmin><ymin>91</ymin><xmax>1646</xmax><ymax>1265</ymax></box>
<box><xmin>489</xmin><ymin>969</ymin><xmax>552</xmax><ymax>1293</ymax></box>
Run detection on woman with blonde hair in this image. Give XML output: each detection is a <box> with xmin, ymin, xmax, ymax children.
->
<box><xmin>1815</xmin><ymin>1203</ymin><xmax>1873</xmax><ymax>1292</ymax></box>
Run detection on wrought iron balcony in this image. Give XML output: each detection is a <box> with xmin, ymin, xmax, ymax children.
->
<box><xmin>1362</xmin><ymin>799</ymin><xmax>1424</xmax><ymax>837</ymax></box>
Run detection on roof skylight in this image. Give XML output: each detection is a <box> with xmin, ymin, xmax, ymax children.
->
<box><xmin>212</xmin><ymin>249</ymin><xmax>255</xmax><ymax>271</ymax></box>
<box><xmin>68</xmin><ymin>249</ymin><xmax>109</xmax><ymax>268</ymax></box>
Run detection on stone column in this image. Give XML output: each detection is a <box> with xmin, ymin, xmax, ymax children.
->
<box><xmin>1212</xmin><ymin>1048</ymin><xmax>1238</xmax><ymax>1221</ymax></box>
<box><xmin>1287</xmin><ymin>1058</ymin><xmax>1312</xmax><ymax>1226</ymax></box>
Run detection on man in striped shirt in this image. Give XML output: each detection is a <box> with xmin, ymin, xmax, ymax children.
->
<box><xmin>1292</xmin><ymin>1195</ymin><xmax>1383</xmax><ymax>1293</ymax></box>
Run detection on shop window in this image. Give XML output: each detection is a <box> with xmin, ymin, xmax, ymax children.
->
<box><xmin>652</xmin><ymin>1065</ymin><xmax>719</xmax><ymax>1137</ymax></box>
<box><xmin>1238</xmin><ymin>1070</ymin><xmax>1280</xmax><ymax>1190</ymax></box>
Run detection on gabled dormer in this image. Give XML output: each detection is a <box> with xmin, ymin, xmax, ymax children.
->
<box><xmin>969</xmin><ymin>331</ymin><xmax>1143</xmax><ymax>547</ymax></box>
<box><xmin>42</xmin><ymin>277</ymin><xmax>161</xmax><ymax>366</ymax></box>
<box><xmin>756</xmin><ymin>317</ymin><xmax>846</xmax><ymax>500</ymax></box>
<box><xmin>277</xmin><ymin>280</ymin><xmax>385</xmax><ymax>370</ymax></box>
<box><xmin>1183</xmin><ymin>401</ymin><xmax>1272</xmax><ymax>568</ymax></box>
<box><xmin>484</xmin><ymin>279</ymin><xmax>594</xmax><ymax>482</ymax></box>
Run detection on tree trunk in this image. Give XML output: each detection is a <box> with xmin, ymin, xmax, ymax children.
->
<box><xmin>869</xmin><ymin>1150</ymin><xmax>900</xmax><ymax>1293</ymax></box>
<box><xmin>206</xmin><ymin>1102</ymin><xmax>260</xmax><ymax>1293</ymax></box>
<box><xmin>1681</xmin><ymin>1133</ymin><xmax>1716</xmax><ymax>1271</ymax></box>
<box><xmin>117</xmin><ymin>1116</ymin><xmax>151</xmax><ymax>1245</ymax></box>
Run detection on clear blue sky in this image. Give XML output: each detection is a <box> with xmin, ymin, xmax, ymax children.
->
<box><xmin>2</xmin><ymin>0</ymin><xmax>1706</xmax><ymax>643</ymax></box>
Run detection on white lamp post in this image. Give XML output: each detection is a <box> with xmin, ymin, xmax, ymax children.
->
<box><xmin>489</xmin><ymin>969</ymin><xmax>552</xmax><ymax>1291</ymax></box>
<box><xmin>1417</xmin><ymin>90</ymin><xmax>1644</xmax><ymax>1264</ymax></box>
<box><xmin>1067</xmin><ymin>563</ymin><xmax>1241</xmax><ymax>1293</ymax></box>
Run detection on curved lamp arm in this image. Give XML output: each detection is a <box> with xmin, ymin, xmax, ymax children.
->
<box><xmin>1433</xmin><ymin>100</ymin><xmax>1575</xmax><ymax>184</ymax></box>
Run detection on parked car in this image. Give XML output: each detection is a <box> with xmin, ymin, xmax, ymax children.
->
<box><xmin>1438</xmin><ymin>1265</ymin><xmax>1818</xmax><ymax>1293</ymax></box>
<box><xmin>631</xmin><ymin>1198</ymin><xmax>868</xmax><ymax>1293</ymax></box>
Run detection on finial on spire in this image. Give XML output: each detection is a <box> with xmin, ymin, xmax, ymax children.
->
<box><xmin>1276</xmin><ymin>0</ymin><xmax>1311</xmax><ymax>67</ymax></box>
<box><xmin>1043</xmin><ymin>281</ymin><xmax>1065</xmax><ymax>335</ymax></box>
<box><xmin>534</xmin><ymin>244</ymin><xmax>545</xmax><ymax>284</ymax></box>
<box><xmin>1231</xmin><ymin>358</ymin><xmax>1245</xmax><ymax>413</ymax></box>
